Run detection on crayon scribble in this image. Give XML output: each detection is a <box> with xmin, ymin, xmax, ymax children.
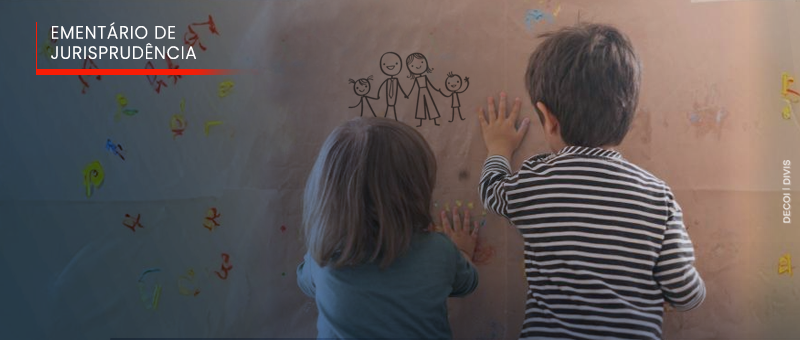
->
<box><xmin>105</xmin><ymin>139</ymin><xmax>126</xmax><ymax>160</ymax></box>
<box><xmin>203</xmin><ymin>207</ymin><xmax>221</xmax><ymax>231</ymax></box>
<box><xmin>123</xmin><ymin>213</ymin><xmax>145</xmax><ymax>233</ymax></box>
<box><xmin>144</xmin><ymin>61</ymin><xmax>169</xmax><ymax>93</ymax></box>
<box><xmin>782</xmin><ymin>72</ymin><xmax>800</xmax><ymax>102</ymax></box>
<box><xmin>525</xmin><ymin>9</ymin><xmax>554</xmax><ymax>32</ymax></box>
<box><xmin>215</xmin><ymin>253</ymin><xmax>233</xmax><ymax>280</ymax></box>
<box><xmin>218</xmin><ymin>81</ymin><xmax>234</xmax><ymax>98</ymax></box>
<box><xmin>779</xmin><ymin>253</ymin><xmax>794</xmax><ymax>276</ymax></box>
<box><xmin>137</xmin><ymin>268</ymin><xmax>162</xmax><ymax>310</ymax></box>
<box><xmin>178</xmin><ymin>268</ymin><xmax>200</xmax><ymax>296</ymax></box>
<box><xmin>184</xmin><ymin>15</ymin><xmax>220</xmax><ymax>52</ymax></box>
<box><xmin>204</xmin><ymin>121</ymin><xmax>223</xmax><ymax>136</ymax></box>
<box><xmin>170</xmin><ymin>114</ymin><xmax>187</xmax><ymax>139</ymax></box>
<box><xmin>82</xmin><ymin>160</ymin><xmax>104</xmax><ymax>197</ymax></box>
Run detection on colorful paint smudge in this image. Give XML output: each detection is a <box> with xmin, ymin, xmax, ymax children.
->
<box><xmin>82</xmin><ymin>160</ymin><xmax>104</xmax><ymax>197</ymax></box>
<box><xmin>137</xmin><ymin>268</ymin><xmax>162</xmax><ymax>310</ymax></box>
<box><xmin>178</xmin><ymin>268</ymin><xmax>201</xmax><ymax>297</ymax></box>
<box><xmin>123</xmin><ymin>213</ymin><xmax>145</xmax><ymax>233</ymax></box>
<box><xmin>778</xmin><ymin>253</ymin><xmax>794</xmax><ymax>276</ymax></box>
<box><xmin>204</xmin><ymin>120</ymin><xmax>223</xmax><ymax>136</ymax></box>
<box><xmin>105</xmin><ymin>139</ymin><xmax>126</xmax><ymax>160</ymax></box>
<box><xmin>218</xmin><ymin>81</ymin><xmax>234</xmax><ymax>98</ymax></box>
<box><xmin>170</xmin><ymin>114</ymin><xmax>187</xmax><ymax>138</ymax></box>
<box><xmin>203</xmin><ymin>207</ymin><xmax>221</xmax><ymax>231</ymax></box>
<box><xmin>215</xmin><ymin>253</ymin><xmax>233</xmax><ymax>280</ymax></box>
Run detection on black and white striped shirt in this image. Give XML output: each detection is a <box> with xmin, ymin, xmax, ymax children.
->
<box><xmin>480</xmin><ymin>146</ymin><xmax>705</xmax><ymax>340</ymax></box>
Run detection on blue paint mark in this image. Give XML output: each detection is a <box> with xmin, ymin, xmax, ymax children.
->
<box><xmin>689</xmin><ymin>112</ymin><xmax>701</xmax><ymax>123</ymax></box>
<box><xmin>525</xmin><ymin>9</ymin><xmax>554</xmax><ymax>31</ymax></box>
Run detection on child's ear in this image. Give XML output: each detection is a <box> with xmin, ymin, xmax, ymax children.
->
<box><xmin>536</xmin><ymin>102</ymin><xmax>559</xmax><ymax>135</ymax></box>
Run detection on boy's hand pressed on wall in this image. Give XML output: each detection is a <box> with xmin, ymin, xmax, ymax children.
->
<box><xmin>478</xmin><ymin>92</ymin><xmax>530</xmax><ymax>161</ymax></box>
<box><xmin>441</xmin><ymin>208</ymin><xmax>479</xmax><ymax>260</ymax></box>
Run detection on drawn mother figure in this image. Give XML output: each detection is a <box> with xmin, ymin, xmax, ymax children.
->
<box><xmin>406</xmin><ymin>53</ymin><xmax>441</xmax><ymax>127</ymax></box>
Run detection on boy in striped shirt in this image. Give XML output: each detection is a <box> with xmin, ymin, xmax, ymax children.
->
<box><xmin>477</xmin><ymin>24</ymin><xmax>705</xmax><ymax>340</ymax></box>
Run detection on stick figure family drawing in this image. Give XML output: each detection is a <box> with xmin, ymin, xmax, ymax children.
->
<box><xmin>349</xmin><ymin>52</ymin><xmax>469</xmax><ymax>127</ymax></box>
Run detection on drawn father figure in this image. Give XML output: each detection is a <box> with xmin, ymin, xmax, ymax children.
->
<box><xmin>376</xmin><ymin>52</ymin><xmax>408</xmax><ymax>121</ymax></box>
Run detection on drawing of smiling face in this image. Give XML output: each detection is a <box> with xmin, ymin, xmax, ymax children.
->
<box><xmin>353</xmin><ymin>81</ymin><xmax>370</xmax><ymax>96</ymax></box>
<box><xmin>409</xmin><ymin>57</ymin><xmax>428</xmax><ymax>75</ymax></box>
<box><xmin>380</xmin><ymin>52</ymin><xmax>402</xmax><ymax>76</ymax></box>
<box><xmin>446</xmin><ymin>76</ymin><xmax>462</xmax><ymax>91</ymax></box>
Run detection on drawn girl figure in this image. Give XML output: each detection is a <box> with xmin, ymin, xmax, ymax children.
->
<box><xmin>439</xmin><ymin>72</ymin><xmax>470</xmax><ymax>122</ymax></box>
<box><xmin>405</xmin><ymin>53</ymin><xmax>441</xmax><ymax>127</ymax></box>
<box><xmin>348</xmin><ymin>76</ymin><xmax>377</xmax><ymax>117</ymax></box>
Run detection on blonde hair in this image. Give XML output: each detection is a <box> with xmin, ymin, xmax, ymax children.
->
<box><xmin>303</xmin><ymin>117</ymin><xmax>437</xmax><ymax>269</ymax></box>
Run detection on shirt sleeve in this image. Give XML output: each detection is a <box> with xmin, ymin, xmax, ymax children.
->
<box><xmin>654</xmin><ymin>194</ymin><xmax>706</xmax><ymax>311</ymax></box>
<box><xmin>479</xmin><ymin>155</ymin><xmax>514</xmax><ymax>219</ymax></box>
<box><xmin>450</xmin><ymin>241</ymin><xmax>479</xmax><ymax>297</ymax></box>
<box><xmin>296</xmin><ymin>252</ymin><xmax>316</xmax><ymax>298</ymax></box>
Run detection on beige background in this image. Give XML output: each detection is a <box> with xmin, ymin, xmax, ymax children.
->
<box><xmin>3</xmin><ymin>0</ymin><xmax>800</xmax><ymax>339</ymax></box>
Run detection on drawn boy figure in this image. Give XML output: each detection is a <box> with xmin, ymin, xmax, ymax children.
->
<box><xmin>376</xmin><ymin>52</ymin><xmax>408</xmax><ymax>120</ymax></box>
<box><xmin>439</xmin><ymin>72</ymin><xmax>470</xmax><ymax>122</ymax></box>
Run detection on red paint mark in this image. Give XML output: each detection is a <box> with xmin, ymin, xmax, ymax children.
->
<box><xmin>145</xmin><ymin>61</ymin><xmax>169</xmax><ymax>93</ymax></box>
<box><xmin>78</xmin><ymin>57</ymin><xmax>101</xmax><ymax>94</ymax></box>
<box><xmin>166</xmin><ymin>56</ymin><xmax>182</xmax><ymax>85</ymax></box>
<box><xmin>184</xmin><ymin>15</ymin><xmax>219</xmax><ymax>52</ymax></box>
<box><xmin>123</xmin><ymin>213</ymin><xmax>145</xmax><ymax>233</ymax></box>
<box><xmin>214</xmin><ymin>253</ymin><xmax>233</xmax><ymax>280</ymax></box>
<box><xmin>203</xmin><ymin>207</ymin><xmax>221</xmax><ymax>231</ymax></box>
<box><xmin>472</xmin><ymin>238</ymin><xmax>495</xmax><ymax>265</ymax></box>
<box><xmin>280</xmin><ymin>225</ymin><xmax>286</xmax><ymax>233</ymax></box>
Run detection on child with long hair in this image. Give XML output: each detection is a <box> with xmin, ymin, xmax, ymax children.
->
<box><xmin>297</xmin><ymin>117</ymin><xmax>480</xmax><ymax>338</ymax></box>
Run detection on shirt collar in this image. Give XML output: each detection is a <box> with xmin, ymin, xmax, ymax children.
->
<box><xmin>557</xmin><ymin>146</ymin><xmax>622</xmax><ymax>159</ymax></box>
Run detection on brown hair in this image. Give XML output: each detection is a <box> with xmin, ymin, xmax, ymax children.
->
<box><xmin>302</xmin><ymin>117</ymin><xmax>437</xmax><ymax>269</ymax></box>
<box><xmin>525</xmin><ymin>23</ymin><xmax>642</xmax><ymax>147</ymax></box>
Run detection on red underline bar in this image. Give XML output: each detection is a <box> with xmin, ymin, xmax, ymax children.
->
<box><xmin>36</xmin><ymin>69</ymin><xmax>238</xmax><ymax>76</ymax></box>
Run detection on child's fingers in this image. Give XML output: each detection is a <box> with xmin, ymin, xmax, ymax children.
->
<box><xmin>472</xmin><ymin>221</ymin><xmax>480</xmax><ymax>237</ymax></box>
<box><xmin>477</xmin><ymin>107</ymin><xmax>487</xmax><ymax>128</ymax></box>
<box><xmin>516</xmin><ymin>117</ymin><xmax>531</xmax><ymax>140</ymax></box>
<box><xmin>440</xmin><ymin>210</ymin><xmax>451</xmax><ymax>235</ymax></box>
<box><xmin>498</xmin><ymin>93</ymin><xmax>507</xmax><ymax>121</ymax></box>
<box><xmin>486</xmin><ymin>97</ymin><xmax>497</xmax><ymax>123</ymax></box>
<box><xmin>509</xmin><ymin>97</ymin><xmax>522</xmax><ymax>122</ymax></box>
<box><xmin>464</xmin><ymin>209</ymin><xmax>471</xmax><ymax>232</ymax></box>
<box><xmin>452</xmin><ymin>207</ymin><xmax>462</xmax><ymax>232</ymax></box>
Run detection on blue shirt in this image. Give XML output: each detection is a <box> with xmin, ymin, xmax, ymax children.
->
<box><xmin>297</xmin><ymin>232</ymin><xmax>478</xmax><ymax>339</ymax></box>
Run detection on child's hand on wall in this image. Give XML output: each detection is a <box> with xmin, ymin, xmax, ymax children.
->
<box><xmin>441</xmin><ymin>208</ymin><xmax>479</xmax><ymax>260</ymax></box>
<box><xmin>478</xmin><ymin>92</ymin><xmax>530</xmax><ymax>160</ymax></box>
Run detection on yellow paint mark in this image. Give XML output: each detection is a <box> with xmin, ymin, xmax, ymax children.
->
<box><xmin>204</xmin><ymin>120</ymin><xmax>223</xmax><ymax>136</ymax></box>
<box><xmin>170</xmin><ymin>114</ymin><xmax>187</xmax><ymax>139</ymax></box>
<box><xmin>82</xmin><ymin>161</ymin><xmax>104</xmax><ymax>197</ymax></box>
<box><xmin>779</xmin><ymin>253</ymin><xmax>794</xmax><ymax>276</ymax></box>
<box><xmin>218</xmin><ymin>80</ymin><xmax>235</xmax><ymax>98</ymax></box>
<box><xmin>116</xmin><ymin>94</ymin><xmax>128</xmax><ymax>108</ymax></box>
